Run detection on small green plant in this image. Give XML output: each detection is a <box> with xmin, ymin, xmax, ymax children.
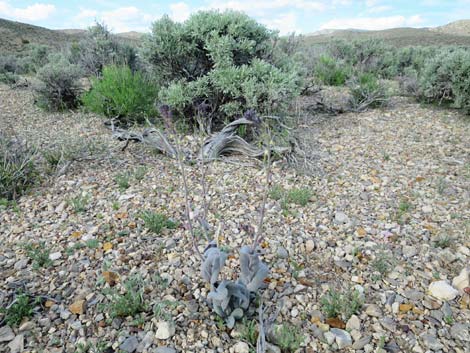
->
<box><xmin>65</xmin><ymin>243</ymin><xmax>85</xmax><ymax>255</ymax></box>
<box><xmin>320</xmin><ymin>288</ymin><xmax>364</xmax><ymax>320</ymax></box>
<box><xmin>443</xmin><ymin>315</ymin><xmax>454</xmax><ymax>325</ymax></box>
<box><xmin>314</xmin><ymin>55</ymin><xmax>351</xmax><ymax>86</ymax></box>
<box><xmin>370</xmin><ymin>249</ymin><xmax>395</xmax><ymax>279</ymax></box>
<box><xmin>141</xmin><ymin>211</ymin><xmax>177</xmax><ymax>234</ymax></box>
<box><xmin>269</xmin><ymin>185</ymin><xmax>284</xmax><ymax>200</ymax></box>
<box><xmin>153</xmin><ymin>300</ymin><xmax>178</xmax><ymax>321</ymax></box>
<box><xmin>239</xmin><ymin>318</ymin><xmax>258</xmax><ymax>348</ymax></box>
<box><xmin>286</xmin><ymin>188</ymin><xmax>313</xmax><ymax>206</ymax></box>
<box><xmin>105</xmin><ymin>275</ymin><xmax>147</xmax><ymax>318</ymax></box>
<box><xmin>75</xmin><ymin>340</ymin><xmax>110</xmax><ymax>353</ymax></box>
<box><xmin>289</xmin><ymin>260</ymin><xmax>304</xmax><ymax>279</ymax></box>
<box><xmin>274</xmin><ymin>323</ymin><xmax>304</xmax><ymax>352</ymax></box>
<box><xmin>0</xmin><ymin>293</ymin><xmax>38</xmax><ymax>326</ymax></box>
<box><xmin>112</xmin><ymin>201</ymin><xmax>120</xmax><ymax>211</ymax></box>
<box><xmin>86</xmin><ymin>239</ymin><xmax>100</xmax><ymax>249</ymax></box>
<box><xmin>24</xmin><ymin>242</ymin><xmax>52</xmax><ymax>269</ymax></box>
<box><xmin>67</xmin><ymin>193</ymin><xmax>90</xmax><ymax>213</ymax></box>
<box><xmin>395</xmin><ymin>199</ymin><xmax>412</xmax><ymax>224</ymax></box>
<box><xmin>133</xmin><ymin>166</ymin><xmax>147</xmax><ymax>182</ymax></box>
<box><xmin>115</xmin><ymin>172</ymin><xmax>130</xmax><ymax>191</ymax></box>
<box><xmin>433</xmin><ymin>235</ymin><xmax>452</xmax><ymax>249</ymax></box>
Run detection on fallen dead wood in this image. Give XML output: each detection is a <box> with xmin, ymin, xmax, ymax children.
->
<box><xmin>201</xmin><ymin>118</ymin><xmax>290</xmax><ymax>161</ymax></box>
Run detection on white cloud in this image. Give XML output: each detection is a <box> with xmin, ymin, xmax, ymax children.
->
<box><xmin>75</xmin><ymin>9</ymin><xmax>98</xmax><ymax>21</ymax></box>
<box><xmin>98</xmin><ymin>6</ymin><xmax>156</xmax><ymax>32</ymax></box>
<box><xmin>320</xmin><ymin>15</ymin><xmax>425</xmax><ymax>30</ymax></box>
<box><xmin>367</xmin><ymin>5</ymin><xmax>393</xmax><ymax>13</ymax></box>
<box><xmin>170</xmin><ymin>2</ymin><xmax>191</xmax><ymax>22</ymax></box>
<box><xmin>206</xmin><ymin>0</ymin><xmax>326</xmax><ymax>14</ymax></box>
<box><xmin>259</xmin><ymin>12</ymin><xmax>300</xmax><ymax>34</ymax></box>
<box><xmin>0</xmin><ymin>1</ymin><xmax>55</xmax><ymax>21</ymax></box>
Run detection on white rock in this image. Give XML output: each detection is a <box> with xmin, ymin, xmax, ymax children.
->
<box><xmin>331</xmin><ymin>328</ymin><xmax>352</xmax><ymax>349</ymax></box>
<box><xmin>452</xmin><ymin>267</ymin><xmax>470</xmax><ymax>293</ymax></box>
<box><xmin>49</xmin><ymin>252</ymin><xmax>62</xmax><ymax>261</ymax></box>
<box><xmin>346</xmin><ymin>315</ymin><xmax>361</xmax><ymax>331</ymax></box>
<box><xmin>233</xmin><ymin>342</ymin><xmax>250</xmax><ymax>353</ymax></box>
<box><xmin>155</xmin><ymin>321</ymin><xmax>175</xmax><ymax>340</ymax></box>
<box><xmin>334</xmin><ymin>212</ymin><xmax>349</xmax><ymax>225</ymax></box>
<box><xmin>324</xmin><ymin>332</ymin><xmax>335</xmax><ymax>345</ymax></box>
<box><xmin>422</xmin><ymin>205</ymin><xmax>433</xmax><ymax>214</ymax></box>
<box><xmin>305</xmin><ymin>239</ymin><xmax>315</xmax><ymax>253</ymax></box>
<box><xmin>403</xmin><ymin>245</ymin><xmax>417</xmax><ymax>258</ymax></box>
<box><xmin>428</xmin><ymin>280</ymin><xmax>459</xmax><ymax>301</ymax></box>
<box><xmin>7</xmin><ymin>335</ymin><xmax>24</xmax><ymax>353</ymax></box>
<box><xmin>0</xmin><ymin>326</ymin><xmax>14</xmax><ymax>342</ymax></box>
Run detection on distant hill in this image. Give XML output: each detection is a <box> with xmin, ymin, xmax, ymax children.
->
<box><xmin>0</xmin><ymin>18</ymin><xmax>143</xmax><ymax>55</ymax></box>
<box><xmin>432</xmin><ymin>20</ymin><xmax>470</xmax><ymax>36</ymax></box>
<box><xmin>304</xmin><ymin>22</ymin><xmax>470</xmax><ymax>47</ymax></box>
<box><xmin>2</xmin><ymin>17</ymin><xmax>470</xmax><ymax>55</ymax></box>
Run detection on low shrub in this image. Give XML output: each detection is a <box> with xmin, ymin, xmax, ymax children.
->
<box><xmin>34</xmin><ymin>56</ymin><xmax>82</xmax><ymax>111</ymax></box>
<box><xmin>348</xmin><ymin>73</ymin><xmax>388</xmax><ymax>111</ymax></box>
<box><xmin>0</xmin><ymin>72</ymin><xmax>20</xmax><ymax>85</ymax></box>
<box><xmin>69</xmin><ymin>23</ymin><xmax>137</xmax><ymax>76</ymax></box>
<box><xmin>313</xmin><ymin>55</ymin><xmax>351</xmax><ymax>86</ymax></box>
<box><xmin>81</xmin><ymin>65</ymin><xmax>158</xmax><ymax>123</ymax></box>
<box><xmin>0</xmin><ymin>132</ymin><xmax>38</xmax><ymax>200</ymax></box>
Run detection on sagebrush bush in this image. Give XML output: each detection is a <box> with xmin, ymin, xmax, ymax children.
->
<box><xmin>0</xmin><ymin>132</ymin><xmax>38</xmax><ymax>200</ymax></box>
<box><xmin>313</xmin><ymin>55</ymin><xmax>351</xmax><ymax>86</ymax></box>
<box><xmin>82</xmin><ymin>65</ymin><xmax>158</xmax><ymax>123</ymax></box>
<box><xmin>143</xmin><ymin>11</ymin><xmax>302</xmax><ymax>128</ymax></box>
<box><xmin>34</xmin><ymin>56</ymin><xmax>82</xmax><ymax>111</ymax></box>
<box><xmin>69</xmin><ymin>23</ymin><xmax>137</xmax><ymax>76</ymax></box>
<box><xmin>419</xmin><ymin>48</ymin><xmax>470</xmax><ymax>114</ymax></box>
<box><xmin>348</xmin><ymin>72</ymin><xmax>388</xmax><ymax>111</ymax></box>
<box><xmin>0</xmin><ymin>54</ymin><xmax>19</xmax><ymax>74</ymax></box>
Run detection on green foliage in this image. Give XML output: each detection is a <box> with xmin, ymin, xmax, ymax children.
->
<box><xmin>81</xmin><ymin>65</ymin><xmax>158</xmax><ymax>124</ymax></box>
<box><xmin>69</xmin><ymin>22</ymin><xmax>137</xmax><ymax>76</ymax></box>
<box><xmin>0</xmin><ymin>293</ymin><xmax>37</xmax><ymax>326</ymax></box>
<box><xmin>286</xmin><ymin>188</ymin><xmax>313</xmax><ymax>206</ymax></box>
<box><xmin>274</xmin><ymin>324</ymin><xmax>304</xmax><ymax>352</ymax></box>
<box><xmin>26</xmin><ymin>44</ymin><xmax>51</xmax><ymax>72</ymax></box>
<box><xmin>114</xmin><ymin>172</ymin><xmax>130</xmax><ymax>191</ymax></box>
<box><xmin>433</xmin><ymin>235</ymin><xmax>452</xmax><ymax>249</ymax></box>
<box><xmin>34</xmin><ymin>55</ymin><xmax>82</xmax><ymax>111</ymax></box>
<box><xmin>143</xmin><ymin>11</ymin><xmax>302</xmax><ymax>127</ymax></box>
<box><xmin>67</xmin><ymin>193</ymin><xmax>90</xmax><ymax>213</ymax></box>
<box><xmin>370</xmin><ymin>249</ymin><xmax>395</xmax><ymax>279</ymax></box>
<box><xmin>239</xmin><ymin>318</ymin><xmax>258</xmax><ymax>348</ymax></box>
<box><xmin>24</xmin><ymin>242</ymin><xmax>52</xmax><ymax>269</ymax></box>
<box><xmin>0</xmin><ymin>71</ymin><xmax>19</xmax><ymax>85</ymax></box>
<box><xmin>348</xmin><ymin>72</ymin><xmax>388</xmax><ymax>111</ymax></box>
<box><xmin>105</xmin><ymin>275</ymin><xmax>147</xmax><ymax>318</ymax></box>
<box><xmin>320</xmin><ymin>289</ymin><xmax>364</xmax><ymax>320</ymax></box>
<box><xmin>0</xmin><ymin>133</ymin><xmax>38</xmax><ymax>200</ymax></box>
<box><xmin>141</xmin><ymin>211</ymin><xmax>177</xmax><ymax>234</ymax></box>
<box><xmin>416</xmin><ymin>48</ymin><xmax>470</xmax><ymax>114</ymax></box>
<box><xmin>314</xmin><ymin>55</ymin><xmax>351</xmax><ymax>86</ymax></box>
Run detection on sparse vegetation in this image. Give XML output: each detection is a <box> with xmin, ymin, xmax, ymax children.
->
<box><xmin>320</xmin><ymin>288</ymin><xmax>364</xmax><ymax>320</ymax></box>
<box><xmin>348</xmin><ymin>72</ymin><xmax>388</xmax><ymax>111</ymax></box>
<box><xmin>141</xmin><ymin>211</ymin><xmax>177</xmax><ymax>234</ymax></box>
<box><xmin>67</xmin><ymin>193</ymin><xmax>90</xmax><ymax>213</ymax></box>
<box><xmin>0</xmin><ymin>293</ymin><xmax>38</xmax><ymax>326</ymax></box>
<box><xmin>104</xmin><ymin>275</ymin><xmax>147</xmax><ymax>318</ymax></box>
<box><xmin>274</xmin><ymin>324</ymin><xmax>304</xmax><ymax>353</ymax></box>
<box><xmin>0</xmin><ymin>132</ymin><xmax>38</xmax><ymax>200</ymax></box>
<box><xmin>24</xmin><ymin>242</ymin><xmax>52</xmax><ymax>269</ymax></box>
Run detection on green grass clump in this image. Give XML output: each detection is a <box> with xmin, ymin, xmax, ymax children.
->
<box><xmin>0</xmin><ymin>293</ymin><xmax>38</xmax><ymax>326</ymax></box>
<box><xmin>141</xmin><ymin>211</ymin><xmax>177</xmax><ymax>234</ymax></box>
<box><xmin>67</xmin><ymin>193</ymin><xmax>90</xmax><ymax>213</ymax></box>
<box><xmin>24</xmin><ymin>242</ymin><xmax>52</xmax><ymax>269</ymax></box>
<box><xmin>269</xmin><ymin>185</ymin><xmax>313</xmax><ymax>209</ymax></box>
<box><xmin>320</xmin><ymin>288</ymin><xmax>364</xmax><ymax>320</ymax></box>
<box><xmin>274</xmin><ymin>324</ymin><xmax>304</xmax><ymax>352</ymax></box>
<box><xmin>105</xmin><ymin>276</ymin><xmax>147</xmax><ymax>318</ymax></box>
<box><xmin>81</xmin><ymin>65</ymin><xmax>158</xmax><ymax>124</ymax></box>
<box><xmin>314</xmin><ymin>55</ymin><xmax>351</xmax><ymax>86</ymax></box>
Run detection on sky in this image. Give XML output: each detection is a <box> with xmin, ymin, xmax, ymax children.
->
<box><xmin>0</xmin><ymin>0</ymin><xmax>469</xmax><ymax>34</ymax></box>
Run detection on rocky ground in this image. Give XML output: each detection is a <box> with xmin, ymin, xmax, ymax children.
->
<box><xmin>1</xmin><ymin>84</ymin><xmax>469</xmax><ymax>353</ymax></box>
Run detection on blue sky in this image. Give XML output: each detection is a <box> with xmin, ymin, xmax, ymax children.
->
<box><xmin>0</xmin><ymin>0</ymin><xmax>469</xmax><ymax>34</ymax></box>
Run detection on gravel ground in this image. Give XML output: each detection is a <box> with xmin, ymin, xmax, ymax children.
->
<box><xmin>1</xmin><ymin>85</ymin><xmax>469</xmax><ymax>353</ymax></box>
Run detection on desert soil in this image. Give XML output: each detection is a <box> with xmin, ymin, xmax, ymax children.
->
<box><xmin>1</xmin><ymin>84</ymin><xmax>469</xmax><ymax>353</ymax></box>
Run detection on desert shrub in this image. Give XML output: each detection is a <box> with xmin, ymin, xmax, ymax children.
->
<box><xmin>313</xmin><ymin>55</ymin><xmax>351</xmax><ymax>86</ymax></box>
<box><xmin>81</xmin><ymin>65</ymin><xmax>158</xmax><ymax>123</ymax></box>
<box><xmin>418</xmin><ymin>48</ymin><xmax>470</xmax><ymax>113</ymax></box>
<box><xmin>0</xmin><ymin>54</ymin><xmax>19</xmax><ymax>73</ymax></box>
<box><xmin>69</xmin><ymin>23</ymin><xmax>137</xmax><ymax>76</ymax></box>
<box><xmin>0</xmin><ymin>72</ymin><xmax>20</xmax><ymax>85</ymax></box>
<box><xmin>26</xmin><ymin>44</ymin><xmax>51</xmax><ymax>72</ymax></box>
<box><xmin>143</xmin><ymin>11</ymin><xmax>302</xmax><ymax>128</ymax></box>
<box><xmin>0</xmin><ymin>132</ymin><xmax>38</xmax><ymax>200</ymax></box>
<box><xmin>398</xmin><ymin>67</ymin><xmax>419</xmax><ymax>96</ymax></box>
<box><xmin>34</xmin><ymin>55</ymin><xmax>83</xmax><ymax>111</ymax></box>
<box><xmin>348</xmin><ymin>72</ymin><xmax>388</xmax><ymax>111</ymax></box>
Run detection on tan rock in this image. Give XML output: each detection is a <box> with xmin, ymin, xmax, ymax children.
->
<box><xmin>69</xmin><ymin>300</ymin><xmax>86</xmax><ymax>315</ymax></box>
